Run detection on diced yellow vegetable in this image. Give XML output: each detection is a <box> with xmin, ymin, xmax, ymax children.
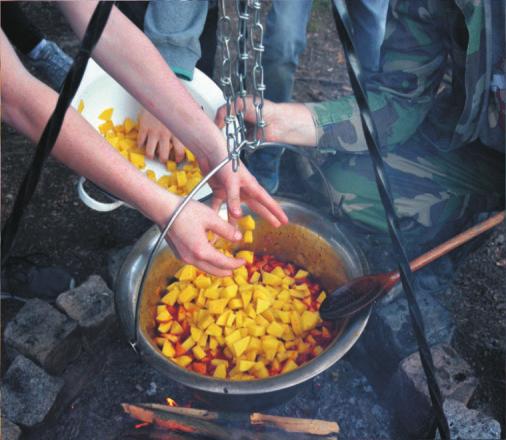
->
<box><xmin>176</xmin><ymin>265</ymin><xmax>197</xmax><ymax>281</ymax></box>
<box><xmin>301</xmin><ymin>311</ymin><xmax>319</xmax><ymax>332</ymax></box>
<box><xmin>77</xmin><ymin>99</ymin><xmax>85</xmax><ymax>114</ymax></box>
<box><xmin>162</xmin><ymin>340</ymin><xmax>175</xmax><ymax>358</ymax></box>
<box><xmin>176</xmin><ymin>171</ymin><xmax>187</xmax><ymax>187</ymax></box>
<box><xmin>192</xmin><ymin>345</ymin><xmax>206</xmax><ymax>360</ymax></box>
<box><xmin>174</xmin><ymin>356</ymin><xmax>192</xmax><ymax>367</ymax></box>
<box><xmin>213</xmin><ymin>363</ymin><xmax>227</xmax><ymax>378</ymax></box>
<box><xmin>206</xmin><ymin>323</ymin><xmax>222</xmax><ymax>337</ymax></box>
<box><xmin>194</xmin><ymin>275</ymin><xmax>211</xmax><ymax>289</ymax></box>
<box><xmin>158</xmin><ymin>322</ymin><xmax>171</xmax><ymax>333</ymax></box>
<box><xmin>238</xmin><ymin>215</ymin><xmax>256</xmax><ymax>231</ymax></box>
<box><xmin>294</xmin><ymin>269</ymin><xmax>309</xmax><ymax>280</ymax></box>
<box><xmin>171</xmin><ymin>321</ymin><xmax>184</xmax><ymax>334</ymax></box>
<box><xmin>156</xmin><ymin>310</ymin><xmax>172</xmax><ymax>322</ymax></box>
<box><xmin>124</xmin><ymin>117</ymin><xmax>136</xmax><ymax>133</ymax></box>
<box><xmin>283</xmin><ymin>359</ymin><xmax>300</xmax><ymax>373</ymax></box>
<box><xmin>185</xmin><ymin>148</ymin><xmax>196</xmax><ymax>162</ymax></box>
<box><xmin>190</xmin><ymin>326</ymin><xmax>202</xmax><ymax>342</ymax></box>
<box><xmin>262</xmin><ymin>272</ymin><xmax>282</xmax><ymax>286</ymax></box>
<box><xmin>238</xmin><ymin>360</ymin><xmax>255</xmax><ymax>372</ymax></box>
<box><xmin>129</xmin><ymin>152</ymin><xmax>145</xmax><ymax>169</ymax></box>
<box><xmin>236</xmin><ymin>250</ymin><xmax>254</xmax><ymax>264</ymax></box>
<box><xmin>208</xmin><ymin>298</ymin><xmax>228</xmax><ymax>315</ymax></box>
<box><xmin>243</xmin><ymin>230</ymin><xmax>253</xmax><ymax>244</ymax></box>
<box><xmin>161</xmin><ymin>289</ymin><xmax>179</xmax><ymax>306</ymax></box>
<box><xmin>181</xmin><ymin>337</ymin><xmax>195</xmax><ymax>352</ymax></box>
<box><xmin>222</xmin><ymin>285</ymin><xmax>238</xmax><ymax>299</ymax></box>
<box><xmin>179</xmin><ymin>285</ymin><xmax>197</xmax><ymax>303</ymax></box>
<box><xmin>256</xmin><ymin>298</ymin><xmax>271</xmax><ymax>315</ymax></box>
<box><xmin>166</xmin><ymin>160</ymin><xmax>177</xmax><ymax>172</ymax></box>
<box><xmin>232</xmin><ymin>336</ymin><xmax>250</xmax><ymax>357</ymax></box>
<box><xmin>98</xmin><ymin>107</ymin><xmax>113</xmax><ymax>121</ymax></box>
<box><xmin>317</xmin><ymin>291</ymin><xmax>327</xmax><ymax>303</ymax></box>
<box><xmin>266</xmin><ymin>321</ymin><xmax>284</xmax><ymax>338</ymax></box>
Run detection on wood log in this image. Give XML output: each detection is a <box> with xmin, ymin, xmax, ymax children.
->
<box><xmin>122</xmin><ymin>403</ymin><xmax>339</xmax><ymax>439</ymax></box>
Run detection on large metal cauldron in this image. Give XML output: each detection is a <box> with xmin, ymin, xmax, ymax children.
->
<box><xmin>116</xmin><ymin>197</ymin><xmax>370</xmax><ymax>410</ymax></box>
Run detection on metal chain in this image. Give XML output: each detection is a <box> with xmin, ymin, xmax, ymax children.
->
<box><xmin>217</xmin><ymin>0</ymin><xmax>239</xmax><ymax>170</ymax></box>
<box><xmin>217</xmin><ymin>0</ymin><xmax>266</xmax><ymax>171</ymax></box>
<box><xmin>249</xmin><ymin>0</ymin><xmax>266</xmax><ymax>146</ymax></box>
<box><xmin>234</xmin><ymin>0</ymin><xmax>249</xmax><ymax>150</ymax></box>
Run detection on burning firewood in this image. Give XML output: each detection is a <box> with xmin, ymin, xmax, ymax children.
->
<box><xmin>122</xmin><ymin>403</ymin><xmax>339</xmax><ymax>439</ymax></box>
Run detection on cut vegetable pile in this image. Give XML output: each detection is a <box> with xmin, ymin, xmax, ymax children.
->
<box><xmin>152</xmin><ymin>215</ymin><xmax>334</xmax><ymax>380</ymax></box>
<box><xmin>91</xmin><ymin>105</ymin><xmax>203</xmax><ymax>196</ymax></box>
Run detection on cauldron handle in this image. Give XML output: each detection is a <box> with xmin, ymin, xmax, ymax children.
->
<box><xmin>130</xmin><ymin>142</ymin><xmax>340</xmax><ymax>349</ymax></box>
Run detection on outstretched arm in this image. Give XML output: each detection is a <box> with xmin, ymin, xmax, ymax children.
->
<box><xmin>58</xmin><ymin>2</ymin><xmax>287</xmax><ymax>226</ymax></box>
<box><xmin>1</xmin><ymin>30</ymin><xmax>245</xmax><ymax>276</ymax></box>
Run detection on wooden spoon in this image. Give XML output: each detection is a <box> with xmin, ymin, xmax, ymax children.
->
<box><xmin>319</xmin><ymin>211</ymin><xmax>505</xmax><ymax>320</ymax></box>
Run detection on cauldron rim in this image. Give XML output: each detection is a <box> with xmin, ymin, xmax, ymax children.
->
<box><xmin>115</xmin><ymin>197</ymin><xmax>370</xmax><ymax>397</ymax></box>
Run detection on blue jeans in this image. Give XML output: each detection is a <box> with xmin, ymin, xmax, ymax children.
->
<box><xmin>248</xmin><ymin>0</ymin><xmax>313</xmax><ymax>192</ymax></box>
<box><xmin>338</xmin><ymin>0</ymin><xmax>389</xmax><ymax>73</ymax></box>
<box><xmin>263</xmin><ymin>0</ymin><xmax>313</xmax><ymax>103</ymax></box>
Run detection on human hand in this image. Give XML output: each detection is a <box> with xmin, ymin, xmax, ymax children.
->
<box><xmin>138</xmin><ymin>108</ymin><xmax>186</xmax><ymax>163</ymax></box>
<box><xmin>215</xmin><ymin>97</ymin><xmax>317</xmax><ymax>146</ymax></box>
<box><xmin>165</xmin><ymin>199</ymin><xmax>245</xmax><ymax>276</ymax></box>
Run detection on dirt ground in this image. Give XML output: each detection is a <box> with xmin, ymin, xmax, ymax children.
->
<box><xmin>1</xmin><ymin>1</ymin><xmax>504</xmax><ymax>438</ymax></box>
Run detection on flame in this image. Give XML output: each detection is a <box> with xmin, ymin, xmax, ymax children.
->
<box><xmin>166</xmin><ymin>397</ymin><xmax>177</xmax><ymax>407</ymax></box>
<box><xmin>135</xmin><ymin>422</ymin><xmax>149</xmax><ymax>429</ymax></box>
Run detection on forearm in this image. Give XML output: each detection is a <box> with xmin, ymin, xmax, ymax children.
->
<box><xmin>2</xmin><ymin>58</ymin><xmax>177</xmax><ymax>226</ymax></box>
<box><xmin>58</xmin><ymin>2</ymin><xmax>224</xmax><ymax>160</ymax></box>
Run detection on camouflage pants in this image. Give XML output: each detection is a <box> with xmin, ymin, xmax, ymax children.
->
<box><xmin>311</xmin><ymin>134</ymin><xmax>505</xmax><ymax>253</ymax></box>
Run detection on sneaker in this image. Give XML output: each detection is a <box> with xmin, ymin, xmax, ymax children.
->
<box><xmin>246</xmin><ymin>147</ymin><xmax>284</xmax><ymax>194</ymax></box>
<box><xmin>28</xmin><ymin>39</ymin><xmax>73</xmax><ymax>90</ymax></box>
<box><xmin>2</xmin><ymin>256</ymin><xmax>75</xmax><ymax>301</ymax></box>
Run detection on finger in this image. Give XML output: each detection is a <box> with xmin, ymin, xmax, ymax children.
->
<box><xmin>173</xmin><ymin>138</ymin><xmax>186</xmax><ymax>163</ymax></box>
<box><xmin>226</xmin><ymin>177</ymin><xmax>242</xmax><ymax>219</ymax></box>
<box><xmin>145</xmin><ymin>134</ymin><xmax>159</xmax><ymax>160</ymax></box>
<box><xmin>214</xmin><ymin>106</ymin><xmax>227</xmax><ymax>128</ymax></box>
<box><xmin>211</xmin><ymin>197</ymin><xmax>224</xmax><ymax>212</ymax></box>
<box><xmin>209</xmin><ymin>215</ymin><xmax>242</xmax><ymax>242</ymax></box>
<box><xmin>195</xmin><ymin>243</ymin><xmax>244</xmax><ymax>273</ymax></box>
<box><xmin>244</xmin><ymin>178</ymin><xmax>288</xmax><ymax>225</ymax></box>
<box><xmin>137</xmin><ymin>126</ymin><xmax>148</xmax><ymax>148</ymax></box>
<box><xmin>158</xmin><ymin>135</ymin><xmax>172</xmax><ymax>163</ymax></box>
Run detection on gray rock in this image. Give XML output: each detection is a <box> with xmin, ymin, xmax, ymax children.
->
<box><xmin>269</xmin><ymin>360</ymin><xmax>398</xmax><ymax>439</ymax></box>
<box><xmin>388</xmin><ymin>344</ymin><xmax>478</xmax><ymax>437</ymax></box>
<box><xmin>435</xmin><ymin>399</ymin><xmax>501</xmax><ymax>440</ymax></box>
<box><xmin>4</xmin><ymin>299</ymin><xmax>80</xmax><ymax>374</ymax></box>
<box><xmin>1</xmin><ymin>356</ymin><xmax>64</xmax><ymax>428</ymax></box>
<box><xmin>1</xmin><ymin>417</ymin><xmax>22</xmax><ymax>440</ymax></box>
<box><xmin>107</xmin><ymin>245</ymin><xmax>132</xmax><ymax>288</ymax></box>
<box><xmin>56</xmin><ymin>275</ymin><xmax>115</xmax><ymax>336</ymax></box>
<box><xmin>361</xmin><ymin>289</ymin><xmax>455</xmax><ymax>379</ymax></box>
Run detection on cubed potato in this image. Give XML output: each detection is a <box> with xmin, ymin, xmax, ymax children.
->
<box><xmin>176</xmin><ymin>264</ymin><xmax>197</xmax><ymax>281</ymax></box>
<box><xmin>238</xmin><ymin>215</ymin><xmax>256</xmax><ymax>231</ymax></box>
<box><xmin>162</xmin><ymin>340</ymin><xmax>175</xmax><ymax>358</ymax></box>
<box><xmin>98</xmin><ymin>107</ymin><xmax>114</xmax><ymax>121</ymax></box>
<box><xmin>236</xmin><ymin>250</ymin><xmax>254</xmax><ymax>264</ymax></box>
<box><xmin>213</xmin><ymin>363</ymin><xmax>227</xmax><ymax>378</ymax></box>
<box><xmin>243</xmin><ymin>230</ymin><xmax>253</xmax><ymax>244</ymax></box>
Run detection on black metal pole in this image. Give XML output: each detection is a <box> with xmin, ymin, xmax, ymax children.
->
<box><xmin>2</xmin><ymin>2</ymin><xmax>115</xmax><ymax>265</ymax></box>
<box><xmin>330</xmin><ymin>1</ymin><xmax>450</xmax><ymax>438</ymax></box>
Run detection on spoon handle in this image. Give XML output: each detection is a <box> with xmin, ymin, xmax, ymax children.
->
<box><xmin>406</xmin><ymin>211</ymin><xmax>505</xmax><ymax>274</ymax></box>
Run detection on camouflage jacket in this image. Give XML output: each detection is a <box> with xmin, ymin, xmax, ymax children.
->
<box><xmin>309</xmin><ymin>0</ymin><xmax>505</xmax><ymax>154</ymax></box>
